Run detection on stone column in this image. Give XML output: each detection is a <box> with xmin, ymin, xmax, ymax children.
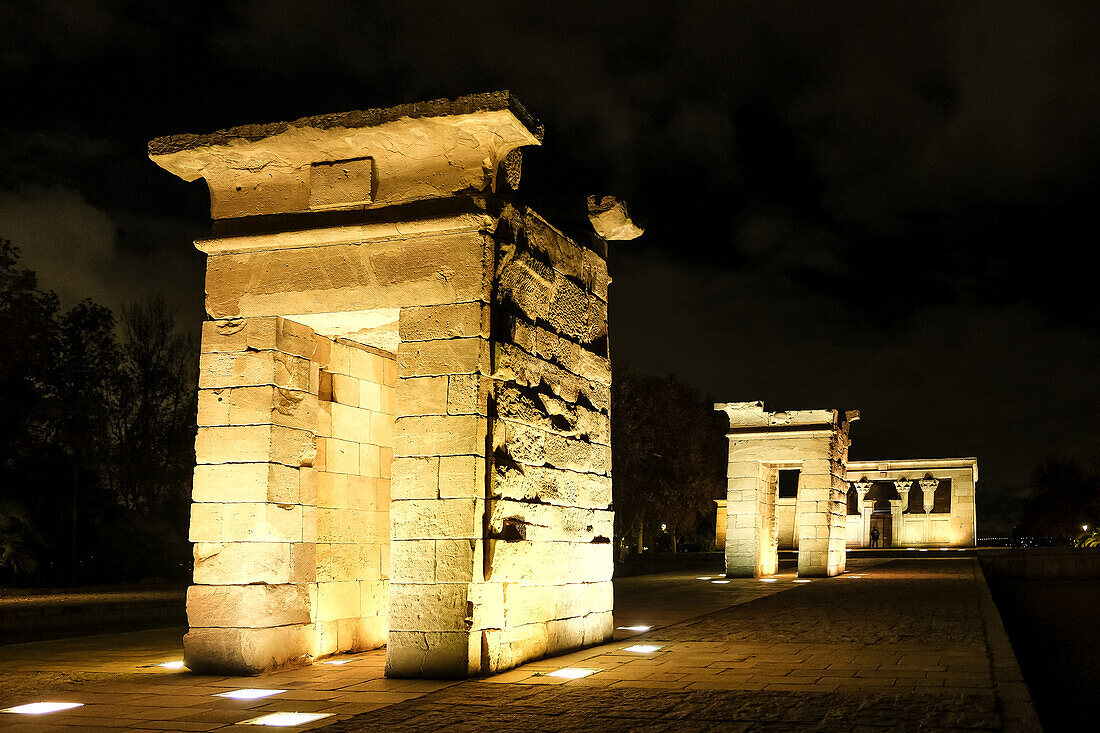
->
<box><xmin>185</xmin><ymin>318</ymin><xmax>319</xmax><ymax>674</ymax></box>
<box><xmin>722</xmin><ymin>458</ymin><xmax>777</xmax><ymax>577</ymax></box>
<box><xmin>919</xmin><ymin>477</ymin><xmax>938</xmax><ymax>547</ymax></box>
<box><xmin>894</xmin><ymin>479</ymin><xmax>912</xmax><ymax>512</ymax></box>
<box><xmin>889</xmin><ymin>499</ymin><xmax>903</xmax><ymax>547</ymax></box>
<box><xmin>854</xmin><ymin>480</ymin><xmax>873</xmax><ymax>547</ymax></box>
<box><xmin>894</xmin><ymin>480</ymin><xmax>912</xmax><ymax>547</ymax></box>
<box><xmin>919</xmin><ymin>478</ymin><xmax>938</xmax><ymax>513</ymax></box>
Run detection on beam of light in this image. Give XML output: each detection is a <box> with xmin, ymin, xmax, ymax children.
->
<box><xmin>3</xmin><ymin>702</ymin><xmax>84</xmax><ymax>715</ymax></box>
<box><xmin>323</xmin><ymin>659</ymin><xmax>350</xmax><ymax>665</ymax></box>
<box><xmin>623</xmin><ymin>645</ymin><xmax>662</xmax><ymax>654</ymax></box>
<box><xmin>696</xmin><ymin>576</ymin><xmax>713</xmax><ymax>580</ymax></box>
<box><xmin>547</xmin><ymin>668</ymin><xmax>599</xmax><ymax>679</ymax></box>
<box><xmin>617</xmin><ymin>625</ymin><xmax>652</xmax><ymax>632</ymax></box>
<box><xmin>759</xmin><ymin>578</ymin><xmax>777</xmax><ymax>582</ymax></box>
<box><xmin>159</xmin><ymin>661</ymin><xmax>185</xmax><ymax>669</ymax></box>
<box><xmin>241</xmin><ymin>712</ymin><xmax>333</xmax><ymax>726</ymax></box>
<box><xmin>793</xmin><ymin>579</ymin><xmax>811</xmax><ymax>583</ymax></box>
<box><xmin>217</xmin><ymin>689</ymin><xmax>286</xmax><ymax>700</ymax></box>
<box><xmin>711</xmin><ymin>579</ymin><xmax>730</xmax><ymax>584</ymax></box>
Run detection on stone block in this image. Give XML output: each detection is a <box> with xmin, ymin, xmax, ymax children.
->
<box><xmin>204</xmin><ymin>232</ymin><xmax>488</xmax><ymax>320</ymax></box>
<box><xmin>399</xmin><ymin>302</ymin><xmax>487</xmax><ymax>342</ymax></box>
<box><xmin>385</xmin><ymin>629</ymin><xmax>479</xmax><ymax>678</ymax></box>
<box><xmin>351</xmin><ymin>348</ymin><xmax>386</xmax><ymax>384</ymax></box>
<box><xmin>316</xmin><ymin>580</ymin><xmax>361</xmax><ymax>622</ymax></box>
<box><xmin>183</xmin><ymin>624</ymin><xmax>312</xmax><ymax>675</ymax></box>
<box><xmin>201</xmin><ymin>503</ymin><xmax>303</xmax><ymax>543</ymax></box>
<box><xmin>394</xmin><ymin>415</ymin><xmax>486</xmax><ymax>457</ymax></box>
<box><xmin>388</xmin><ymin>583</ymin><xmax>469</xmax><ymax>632</ymax></box>
<box><xmin>360</xmin><ymin>379</ymin><xmax>383</xmax><ymax>412</ymax></box>
<box><xmin>200</xmin><ymin>318</ymin><xmax>316</xmax><ymax>359</ymax></box>
<box><xmin>438</xmin><ymin>455</ymin><xmax>484</xmax><ymax>499</ymax></box>
<box><xmin>196</xmin><ymin>424</ymin><xmax>316</xmax><ymax>468</ymax></box>
<box><xmin>360</xmin><ymin>444</ymin><xmax>382</xmax><ymax>477</ymax></box>
<box><xmin>391</xmin><ymin>456</ymin><xmax>439</xmax><ymax>499</ymax></box>
<box><xmin>486</xmin><ymin>540</ymin><xmax>612</xmax><ymax>583</ymax></box>
<box><xmin>331</xmin><ymin>402</ymin><xmax>371</xmax><ymax>441</ymax></box>
<box><xmin>370</xmin><ymin>411</ymin><xmax>393</xmax><ymax>446</ymax></box>
<box><xmin>198</xmin><ymin>386</ymin><xmax>318</xmax><ymax>431</ymax></box>
<box><xmin>199</xmin><ymin>350</ymin><xmax>311</xmax><ymax>391</ymax></box>
<box><xmin>390</xmin><ymin>539</ymin><xmax>436</xmax><ymax>583</ymax></box>
<box><xmin>332</xmin><ymin>373</ymin><xmax>360</xmax><ymax>406</ymax></box>
<box><xmin>395</xmin><ymin>376</ymin><xmax>449</xmax><ymax>417</ymax></box>
<box><xmin>326</xmin><ymin>438</ymin><xmax>359</xmax><ymax>474</ymax></box>
<box><xmin>398</xmin><ymin>337</ymin><xmax>487</xmax><ymax>377</ymax></box>
<box><xmin>316</xmin><ymin>472</ymin><xmax>348</xmax><ymax>508</ymax></box>
<box><xmin>447</xmin><ymin>373</ymin><xmax>487</xmax><ymax>416</ymax></box>
<box><xmin>483</xmin><ymin>622</ymin><xmax>548</xmax><ymax>673</ymax></box>
<box><xmin>390</xmin><ymin>498</ymin><xmax>483</xmax><ymax>540</ymax></box>
<box><xmin>192</xmin><ymin>462</ymin><xmax>300</xmax><ymax>504</ymax></box>
<box><xmin>192</xmin><ymin>542</ymin><xmax>292</xmax><ymax>585</ymax></box>
<box><xmin>436</xmin><ymin>538</ymin><xmax>479</xmax><ymax>582</ymax></box>
<box><xmin>492</xmin><ymin>462</ymin><xmax>611</xmax><ymax>509</ymax></box>
<box><xmin>187</xmin><ymin>583</ymin><xmax>311</xmax><ymax>628</ymax></box>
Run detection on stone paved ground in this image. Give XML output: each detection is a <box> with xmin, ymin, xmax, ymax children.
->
<box><xmin>0</xmin><ymin>559</ymin><xmax>1038</xmax><ymax>731</ymax></box>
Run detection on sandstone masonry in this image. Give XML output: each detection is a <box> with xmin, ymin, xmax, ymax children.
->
<box><xmin>151</xmin><ymin>92</ymin><xmax>639</xmax><ymax>677</ymax></box>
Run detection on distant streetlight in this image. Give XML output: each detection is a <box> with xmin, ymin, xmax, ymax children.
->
<box><xmin>660</xmin><ymin>523</ymin><xmax>667</xmax><ymax>531</ymax></box>
<box><xmin>1084</xmin><ymin>524</ymin><xmax>1090</xmax><ymax>532</ymax></box>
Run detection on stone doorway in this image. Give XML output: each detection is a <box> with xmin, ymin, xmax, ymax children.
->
<box><xmin>871</xmin><ymin>513</ymin><xmax>892</xmax><ymax>548</ymax></box>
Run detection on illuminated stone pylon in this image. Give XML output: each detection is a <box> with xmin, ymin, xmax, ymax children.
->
<box><xmin>714</xmin><ymin>402</ymin><xmax>858</xmax><ymax>578</ymax></box>
<box><xmin>151</xmin><ymin>92</ymin><xmax>639</xmax><ymax>677</ymax></box>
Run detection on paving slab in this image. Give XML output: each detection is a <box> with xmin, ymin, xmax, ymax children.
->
<box><xmin>0</xmin><ymin>559</ymin><xmax>1038</xmax><ymax>731</ymax></box>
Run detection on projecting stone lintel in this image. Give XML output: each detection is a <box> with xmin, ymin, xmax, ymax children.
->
<box><xmin>715</xmin><ymin>401</ymin><xmax>860</xmax><ymax>432</ymax></box>
<box><xmin>149</xmin><ymin>91</ymin><xmax>543</xmax><ymax>219</ymax></box>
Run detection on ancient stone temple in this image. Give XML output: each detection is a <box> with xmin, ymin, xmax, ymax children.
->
<box><xmin>150</xmin><ymin>92</ymin><xmax>637</xmax><ymax>677</ymax></box>
<box><xmin>713</xmin><ymin>402</ymin><xmax>857</xmax><ymax>578</ymax></box>
<box><xmin>714</xmin><ymin>402</ymin><xmax>978</xmax><ymax>576</ymax></box>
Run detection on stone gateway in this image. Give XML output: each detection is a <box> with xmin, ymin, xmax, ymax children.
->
<box><xmin>714</xmin><ymin>402</ymin><xmax>978</xmax><ymax>576</ymax></box>
<box><xmin>150</xmin><ymin>92</ymin><xmax>640</xmax><ymax>678</ymax></box>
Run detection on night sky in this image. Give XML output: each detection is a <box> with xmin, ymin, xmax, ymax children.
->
<box><xmin>3</xmin><ymin>1</ymin><xmax>1099</xmax><ymax>533</ymax></box>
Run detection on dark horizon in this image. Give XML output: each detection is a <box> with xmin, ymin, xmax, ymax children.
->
<box><xmin>3</xmin><ymin>1</ymin><xmax>1099</xmax><ymax>534</ymax></box>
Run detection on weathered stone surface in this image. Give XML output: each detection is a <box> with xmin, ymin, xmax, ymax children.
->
<box><xmin>397</xmin><ymin>337</ymin><xmax>487</xmax><ymax>377</ymax></box>
<box><xmin>201</xmin><ymin>317</ymin><xmax>317</xmax><ymax>359</ymax></box>
<box><xmin>495</xmin><ymin>384</ymin><xmax>610</xmax><ymax>445</ymax></box>
<box><xmin>486</xmin><ymin>540</ymin><xmax>612</xmax><ymax>583</ymax></box>
<box><xmin>199</xmin><ymin>351</ymin><xmax>311</xmax><ymax>392</ymax></box>
<box><xmin>390</xmin><ymin>498</ymin><xmax>483</xmax><ymax>540</ymax></box>
<box><xmin>192</xmin><ymin>542</ymin><xmax>292</xmax><ymax>585</ymax></box>
<box><xmin>192</xmin><ymin>462</ymin><xmax>300</xmax><ymax>504</ymax></box>
<box><xmin>394</xmin><ymin>415</ymin><xmax>487</xmax><ymax>457</ymax></box>
<box><xmin>183</xmin><ymin>624</ymin><xmax>312</xmax><ymax>675</ymax></box>
<box><xmin>491</xmin><ymin>462</ymin><xmax>611</xmax><ymax>510</ymax></box>
<box><xmin>203</xmin><ymin>232</ymin><xmax>488</xmax><ymax>320</ymax></box>
<box><xmin>187</xmin><ymin>583</ymin><xmax>311</xmax><ymax>628</ymax></box>
<box><xmin>385</xmin><ymin>630</ymin><xmax>479</xmax><ymax>678</ymax></box>
<box><xmin>494</xmin><ymin>421</ymin><xmax>611</xmax><ymax>475</ymax></box>
<box><xmin>195</xmin><ymin>424</ymin><xmax>316</xmax><ymax>468</ymax></box>
<box><xmin>493</xmin><ymin>343</ymin><xmax>610</xmax><ymax>413</ymax></box>
<box><xmin>399</xmin><ymin>302</ymin><xmax>487</xmax><ymax>342</ymax></box>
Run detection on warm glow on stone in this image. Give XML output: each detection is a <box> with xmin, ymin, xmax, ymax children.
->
<box><xmin>217</xmin><ymin>689</ymin><xmax>286</xmax><ymax>700</ymax></box>
<box><xmin>3</xmin><ymin>702</ymin><xmax>84</xmax><ymax>715</ymax></box>
<box><xmin>242</xmin><ymin>712</ymin><xmax>333</xmax><ymax>726</ymax></box>
<box><xmin>547</xmin><ymin>668</ymin><xmax>599</xmax><ymax>679</ymax></box>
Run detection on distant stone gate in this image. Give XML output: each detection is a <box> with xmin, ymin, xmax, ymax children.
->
<box><xmin>150</xmin><ymin>92</ymin><xmax>638</xmax><ymax>677</ymax></box>
<box><xmin>714</xmin><ymin>402</ymin><xmax>978</xmax><ymax>576</ymax></box>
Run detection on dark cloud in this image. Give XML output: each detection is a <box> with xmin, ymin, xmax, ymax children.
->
<box><xmin>2</xmin><ymin>1</ymin><xmax>1098</xmax><ymax>532</ymax></box>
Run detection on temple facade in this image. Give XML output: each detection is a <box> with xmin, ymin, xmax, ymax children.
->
<box><xmin>714</xmin><ymin>402</ymin><xmax>977</xmax><ymax>577</ymax></box>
